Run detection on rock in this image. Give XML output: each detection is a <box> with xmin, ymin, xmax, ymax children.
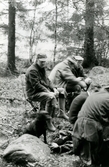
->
<box><xmin>89</xmin><ymin>66</ymin><xmax>109</xmax><ymax>87</ymax></box>
<box><xmin>89</xmin><ymin>66</ymin><xmax>109</xmax><ymax>77</ymax></box>
<box><xmin>3</xmin><ymin>134</ymin><xmax>50</xmax><ymax>165</ymax></box>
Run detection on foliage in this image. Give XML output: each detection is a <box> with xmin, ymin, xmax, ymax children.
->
<box><xmin>0</xmin><ymin>24</ymin><xmax>8</xmax><ymax>34</ymax></box>
<box><xmin>0</xmin><ymin>58</ymin><xmax>74</xmax><ymax>167</ymax></box>
<box><xmin>0</xmin><ymin>0</ymin><xmax>109</xmax><ymax>68</ymax></box>
<box><xmin>45</xmin><ymin>0</ymin><xmax>109</xmax><ymax>65</ymax></box>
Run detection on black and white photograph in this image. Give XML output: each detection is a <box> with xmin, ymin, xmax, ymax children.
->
<box><xmin>0</xmin><ymin>0</ymin><xmax>109</xmax><ymax>167</ymax></box>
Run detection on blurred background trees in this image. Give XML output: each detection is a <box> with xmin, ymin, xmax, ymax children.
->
<box><xmin>0</xmin><ymin>0</ymin><xmax>109</xmax><ymax>74</ymax></box>
<box><xmin>7</xmin><ymin>1</ymin><xmax>16</xmax><ymax>74</ymax></box>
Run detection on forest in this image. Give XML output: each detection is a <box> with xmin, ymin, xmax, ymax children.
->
<box><xmin>0</xmin><ymin>0</ymin><xmax>109</xmax><ymax>74</ymax></box>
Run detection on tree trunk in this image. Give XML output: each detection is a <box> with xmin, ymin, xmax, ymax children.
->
<box><xmin>83</xmin><ymin>0</ymin><xmax>98</xmax><ymax>68</ymax></box>
<box><xmin>53</xmin><ymin>0</ymin><xmax>58</xmax><ymax>67</ymax></box>
<box><xmin>6</xmin><ymin>1</ymin><xmax>17</xmax><ymax>74</ymax></box>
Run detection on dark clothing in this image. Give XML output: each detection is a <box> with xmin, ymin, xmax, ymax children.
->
<box><xmin>73</xmin><ymin>117</ymin><xmax>103</xmax><ymax>143</ymax></box>
<box><xmin>69</xmin><ymin>92</ymin><xmax>88</xmax><ymax>124</ymax></box>
<box><xmin>78</xmin><ymin>90</ymin><xmax>109</xmax><ymax>126</ymax></box>
<box><xmin>66</xmin><ymin>60</ymin><xmax>86</xmax><ymax>93</ymax></box>
<box><xmin>25</xmin><ymin>63</ymin><xmax>54</xmax><ymax>100</ymax></box>
<box><xmin>73</xmin><ymin>90</ymin><xmax>109</xmax><ymax>142</ymax></box>
<box><xmin>73</xmin><ymin>90</ymin><xmax>109</xmax><ymax>166</ymax></box>
<box><xmin>68</xmin><ymin>60</ymin><xmax>85</xmax><ymax>78</ymax></box>
<box><xmin>66</xmin><ymin>83</ymin><xmax>82</xmax><ymax>94</ymax></box>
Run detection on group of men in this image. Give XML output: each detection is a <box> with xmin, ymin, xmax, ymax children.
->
<box><xmin>25</xmin><ymin>53</ymin><xmax>90</xmax><ymax>128</ymax></box>
<box><xmin>25</xmin><ymin>53</ymin><xmax>109</xmax><ymax>167</ymax></box>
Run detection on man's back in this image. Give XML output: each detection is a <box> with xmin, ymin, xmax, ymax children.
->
<box><xmin>49</xmin><ymin>60</ymin><xmax>73</xmax><ymax>88</ymax></box>
<box><xmin>78</xmin><ymin>90</ymin><xmax>109</xmax><ymax>125</ymax></box>
<box><xmin>49</xmin><ymin>61</ymin><xmax>65</xmax><ymax>87</ymax></box>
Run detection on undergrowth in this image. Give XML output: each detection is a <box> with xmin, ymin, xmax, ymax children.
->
<box><xmin>0</xmin><ymin>59</ymin><xmax>77</xmax><ymax>167</ymax></box>
<box><xmin>1</xmin><ymin>57</ymin><xmax>109</xmax><ymax>167</ymax></box>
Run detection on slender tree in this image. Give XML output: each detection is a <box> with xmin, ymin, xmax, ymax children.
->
<box><xmin>29</xmin><ymin>4</ymin><xmax>37</xmax><ymax>64</ymax></box>
<box><xmin>83</xmin><ymin>0</ymin><xmax>98</xmax><ymax>68</ymax></box>
<box><xmin>53</xmin><ymin>0</ymin><xmax>58</xmax><ymax>66</ymax></box>
<box><xmin>6</xmin><ymin>0</ymin><xmax>17</xmax><ymax>74</ymax></box>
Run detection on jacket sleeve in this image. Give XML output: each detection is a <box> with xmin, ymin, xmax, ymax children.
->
<box><xmin>60</xmin><ymin>66</ymin><xmax>80</xmax><ymax>84</ymax></box>
<box><xmin>28</xmin><ymin>70</ymin><xmax>50</xmax><ymax>92</ymax></box>
<box><xmin>40</xmin><ymin>71</ymin><xmax>54</xmax><ymax>91</ymax></box>
<box><xmin>69</xmin><ymin>94</ymin><xmax>87</xmax><ymax>124</ymax></box>
<box><xmin>47</xmin><ymin>78</ymin><xmax>55</xmax><ymax>91</ymax></box>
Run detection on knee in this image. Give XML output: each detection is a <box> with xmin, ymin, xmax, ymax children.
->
<box><xmin>47</xmin><ymin>92</ymin><xmax>56</xmax><ymax>100</ymax></box>
<box><xmin>57</xmin><ymin>88</ymin><xmax>67</xmax><ymax>98</ymax></box>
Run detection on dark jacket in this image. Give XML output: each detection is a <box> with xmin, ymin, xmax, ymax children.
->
<box><xmin>73</xmin><ymin>90</ymin><xmax>109</xmax><ymax>142</ymax></box>
<box><xmin>68</xmin><ymin>60</ymin><xmax>85</xmax><ymax>78</ymax></box>
<box><xmin>78</xmin><ymin>90</ymin><xmax>109</xmax><ymax>125</ymax></box>
<box><xmin>69</xmin><ymin>92</ymin><xmax>88</xmax><ymax>124</ymax></box>
<box><xmin>25</xmin><ymin>63</ymin><xmax>54</xmax><ymax>100</ymax></box>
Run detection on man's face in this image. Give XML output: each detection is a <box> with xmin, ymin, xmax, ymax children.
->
<box><xmin>37</xmin><ymin>59</ymin><xmax>47</xmax><ymax>68</ymax></box>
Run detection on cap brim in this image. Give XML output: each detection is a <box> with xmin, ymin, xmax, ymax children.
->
<box><xmin>74</xmin><ymin>56</ymin><xmax>84</xmax><ymax>61</ymax></box>
<box><xmin>39</xmin><ymin>58</ymin><xmax>47</xmax><ymax>61</ymax></box>
<box><xmin>75</xmin><ymin>58</ymin><xmax>83</xmax><ymax>61</ymax></box>
<box><xmin>67</xmin><ymin>57</ymin><xmax>75</xmax><ymax>63</ymax></box>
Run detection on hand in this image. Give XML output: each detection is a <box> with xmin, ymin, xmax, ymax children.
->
<box><xmin>84</xmin><ymin>77</ymin><xmax>92</xmax><ymax>85</ymax></box>
<box><xmin>54</xmin><ymin>88</ymin><xmax>59</xmax><ymax>97</ymax></box>
<box><xmin>79</xmin><ymin>80</ymin><xmax>87</xmax><ymax>90</ymax></box>
<box><xmin>49</xmin><ymin>92</ymin><xmax>56</xmax><ymax>99</ymax></box>
<box><xmin>76</xmin><ymin>77</ymin><xmax>84</xmax><ymax>81</ymax></box>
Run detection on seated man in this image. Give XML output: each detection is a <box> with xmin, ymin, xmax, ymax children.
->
<box><xmin>49</xmin><ymin>56</ymin><xmax>91</xmax><ymax>108</ymax></box>
<box><xmin>72</xmin><ymin>86</ymin><xmax>109</xmax><ymax>167</ymax></box>
<box><xmin>49</xmin><ymin>55</ymin><xmax>91</xmax><ymax>93</ymax></box>
<box><xmin>69</xmin><ymin>83</ymin><xmax>101</xmax><ymax>125</ymax></box>
<box><xmin>25</xmin><ymin>54</ymin><xmax>68</xmax><ymax>131</ymax></box>
<box><xmin>26</xmin><ymin>54</ymin><xmax>58</xmax><ymax>131</ymax></box>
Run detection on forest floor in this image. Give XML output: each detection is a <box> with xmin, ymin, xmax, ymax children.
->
<box><xmin>0</xmin><ymin>58</ymin><xmax>109</xmax><ymax>167</ymax></box>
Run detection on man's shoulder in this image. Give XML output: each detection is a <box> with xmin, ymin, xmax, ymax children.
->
<box><xmin>50</xmin><ymin>61</ymin><xmax>64</xmax><ymax>74</ymax></box>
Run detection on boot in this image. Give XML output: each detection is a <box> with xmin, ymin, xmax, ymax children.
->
<box><xmin>45</xmin><ymin>103</ymin><xmax>56</xmax><ymax>131</ymax></box>
<box><xmin>46</xmin><ymin>119</ymin><xmax>56</xmax><ymax>132</ymax></box>
<box><xmin>58</xmin><ymin>96</ymin><xmax>69</xmax><ymax>120</ymax></box>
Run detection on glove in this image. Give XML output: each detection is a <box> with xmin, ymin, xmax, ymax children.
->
<box><xmin>84</xmin><ymin>77</ymin><xmax>92</xmax><ymax>85</ymax></box>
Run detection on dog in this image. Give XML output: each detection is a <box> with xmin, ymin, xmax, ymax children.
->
<box><xmin>23</xmin><ymin>110</ymin><xmax>54</xmax><ymax>144</ymax></box>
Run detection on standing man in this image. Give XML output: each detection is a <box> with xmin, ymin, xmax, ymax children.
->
<box><xmin>25</xmin><ymin>54</ymin><xmax>58</xmax><ymax>131</ymax></box>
